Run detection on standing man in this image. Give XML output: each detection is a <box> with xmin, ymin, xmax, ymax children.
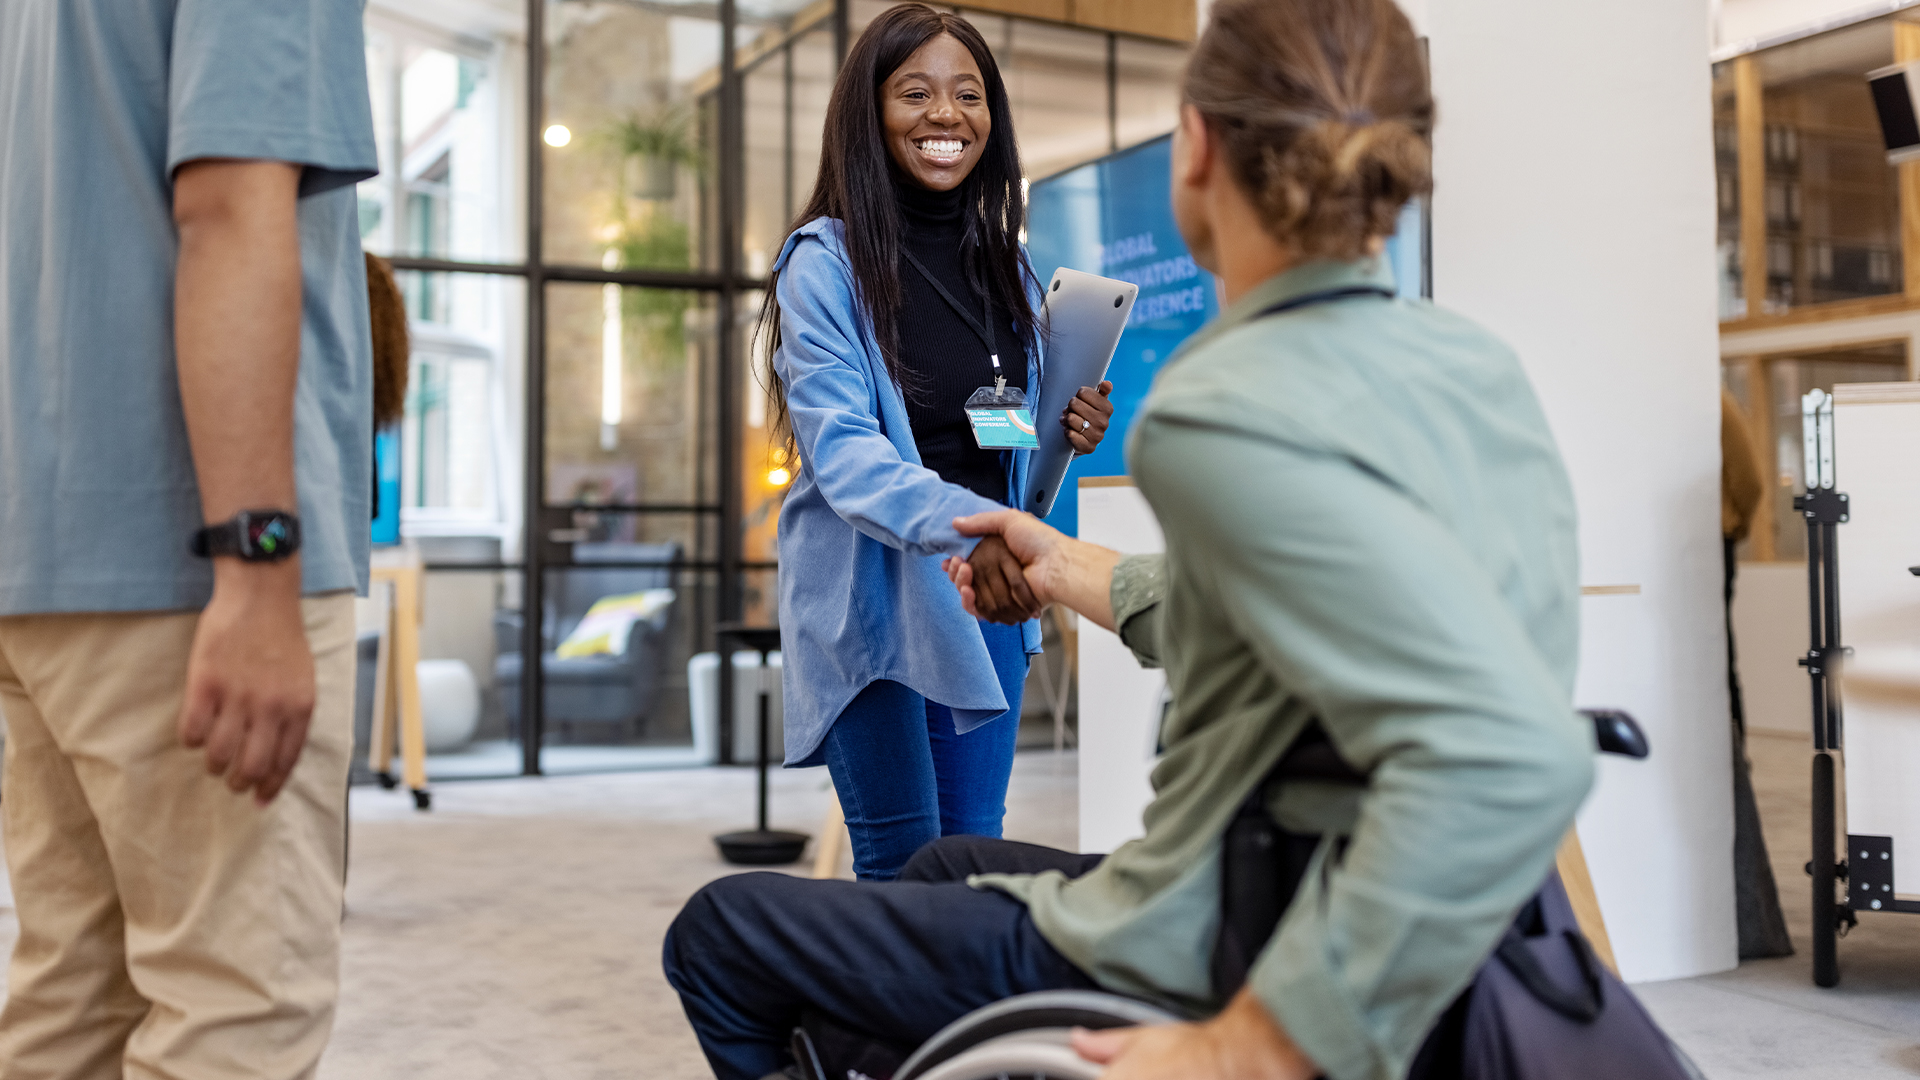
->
<box><xmin>0</xmin><ymin>2</ymin><xmax>377</xmax><ymax>1077</ymax></box>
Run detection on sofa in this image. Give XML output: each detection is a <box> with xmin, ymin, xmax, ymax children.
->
<box><xmin>494</xmin><ymin>541</ymin><xmax>680</xmax><ymax>742</ymax></box>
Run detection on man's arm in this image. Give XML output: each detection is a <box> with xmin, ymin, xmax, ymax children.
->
<box><xmin>945</xmin><ymin>510</ymin><xmax>1171</xmax><ymax>666</ymax></box>
<box><xmin>946</xmin><ymin>510</ymin><xmax>1124</xmax><ymax>630</ymax></box>
<box><xmin>172</xmin><ymin>158</ymin><xmax>315</xmax><ymax>806</ymax></box>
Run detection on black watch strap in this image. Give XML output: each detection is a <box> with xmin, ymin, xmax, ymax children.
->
<box><xmin>191</xmin><ymin>510</ymin><xmax>302</xmax><ymax>562</ymax></box>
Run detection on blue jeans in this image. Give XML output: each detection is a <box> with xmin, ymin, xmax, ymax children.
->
<box><xmin>820</xmin><ymin>619</ymin><xmax>1027</xmax><ymax>880</ymax></box>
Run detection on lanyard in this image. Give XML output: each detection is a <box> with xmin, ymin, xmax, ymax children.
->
<box><xmin>1255</xmin><ymin>285</ymin><xmax>1396</xmax><ymax>319</ymax></box>
<box><xmin>901</xmin><ymin>247</ymin><xmax>1006</xmax><ymax>392</ymax></box>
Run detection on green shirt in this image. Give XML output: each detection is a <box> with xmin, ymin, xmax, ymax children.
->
<box><xmin>975</xmin><ymin>258</ymin><xmax>1595</xmax><ymax>1080</ymax></box>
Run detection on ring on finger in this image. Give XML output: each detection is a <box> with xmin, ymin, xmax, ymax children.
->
<box><xmin>1081</xmin><ymin>419</ymin><xmax>1091</xmax><ymax>431</ymax></box>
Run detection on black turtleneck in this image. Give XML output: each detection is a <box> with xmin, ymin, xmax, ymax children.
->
<box><xmin>894</xmin><ymin>176</ymin><xmax>1026</xmax><ymax>503</ymax></box>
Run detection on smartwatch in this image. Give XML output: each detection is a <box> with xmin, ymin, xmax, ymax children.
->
<box><xmin>191</xmin><ymin>509</ymin><xmax>303</xmax><ymax>562</ymax></box>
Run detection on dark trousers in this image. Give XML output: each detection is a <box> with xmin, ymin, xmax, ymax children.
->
<box><xmin>662</xmin><ymin>837</ymin><xmax>1104</xmax><ymax>1080</ymax></box>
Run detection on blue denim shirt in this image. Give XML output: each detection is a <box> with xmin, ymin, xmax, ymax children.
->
<box><xmin>771</xmin><ymin>217</ymin><xmax>1043</xmax><ymax>766</ymax></box>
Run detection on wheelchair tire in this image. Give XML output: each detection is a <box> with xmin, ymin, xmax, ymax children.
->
<box><xmin>895</xmin><ymin>991</ymin><xmax>1177</xmax><ymax>1080</ymax></box>
<box><xmin>908</xmin><ymin>1029</ymin><xmax>1103</xmax><ymax>1080</ymax></box>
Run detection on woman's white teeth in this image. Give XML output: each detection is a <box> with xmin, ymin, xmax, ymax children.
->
<box><xmin>918</xmin><ymin>139</ymin><xmax>964</xmax><ymax>157</ymax></box>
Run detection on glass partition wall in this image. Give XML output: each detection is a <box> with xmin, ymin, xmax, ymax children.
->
<box><xmin>360</xmin><ymin>0</ymin><xmax>1190</xmax><ymax>776</ymax></box>
<box><xmin>1716</xmin><ymin>15</ymin><xmax>1911</xmax><ymax>322</ymax></box>
<box><xmin>1715</xmin><ymin>11</ymin><xmax>1920</xmax><ymax>565</ymax></box>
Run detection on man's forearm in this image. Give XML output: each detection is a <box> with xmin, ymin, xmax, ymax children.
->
<box><xmin>1042</xmin><ymin>537</ymin><xmax>1125</xmax><ymax>632</ymax></box>
<box><xmin>171</xmin><ymin>158</ymin><xmax>319</xmax><ymax>802</ymax></box>
<box><xmin>173</xmin><ymin>159</ymin><xmax>304</xmax><ymax>593</ymax></box>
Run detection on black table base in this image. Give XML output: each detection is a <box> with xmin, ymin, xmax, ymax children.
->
<box><xmin>714</xmin><ymin>624</ymin><xmax>810</xmax><ymax>867</ymax></box>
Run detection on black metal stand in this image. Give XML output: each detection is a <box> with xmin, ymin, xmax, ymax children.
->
<box><xmin>1793</xmin><ymin>389</ymin><xmax>1855</xmax><ymax>987</ymax></box>
<box><xmin>713</xmin><ymin>624</ymin><xmax>810</xmax><ymax>866</ymax></box>
<box><xmin>1797</xmin><ymin>488</ymin><xmax>1848</xmax><ymax>987</ymax></box>
<box><xmin>1787</xmin><ymin>390</ymin><xmax>1920</xmax><ymax>987</ymax></box>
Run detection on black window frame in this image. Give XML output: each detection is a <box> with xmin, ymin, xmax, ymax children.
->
<box><xmin>384</xmin><ymin>0</ymin><xmax>1184</xmax><ymax>776</ymax></box>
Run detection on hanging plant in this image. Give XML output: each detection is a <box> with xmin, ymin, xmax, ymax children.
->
<box><xmin>602</xmin><ymin>105</ymin><xmax>706</xmax><ymax>201</ymax></box>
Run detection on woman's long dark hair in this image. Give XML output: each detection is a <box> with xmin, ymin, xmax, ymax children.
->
<box><xmin>761</xmin><ymin>3</ymin><xmax>1036</xmax><ymax>461</ymax></box>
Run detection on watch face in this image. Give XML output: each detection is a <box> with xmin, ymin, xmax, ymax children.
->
<box><xmin>247</xmin><ymin>515</ymin><xmax>292</xmax><ymax>557</ymax></box>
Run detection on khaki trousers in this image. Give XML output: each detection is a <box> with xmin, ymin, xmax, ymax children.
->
<box><xmin>0</xmin><ymin>594</ymin><xmax>355</xmax><ymax>1080</ymax></box>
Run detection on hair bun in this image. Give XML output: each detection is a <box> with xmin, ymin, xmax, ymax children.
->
<box><xmin>1184</xmin><ymin>0</ymin><xmax>1434</xmax><ymax>260</ymax></box>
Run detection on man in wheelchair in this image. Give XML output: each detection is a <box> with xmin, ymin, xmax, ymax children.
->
<box><xmin>665</xmin><ymin>2</ymin><xmax>1598</xmax><ymax>1078</ymax></box>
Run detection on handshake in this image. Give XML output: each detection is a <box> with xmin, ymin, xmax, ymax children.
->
<box><xmin>941</xmin><ymin>510</ymin><xmax>1122</xmax><ymax>632</ymax></box>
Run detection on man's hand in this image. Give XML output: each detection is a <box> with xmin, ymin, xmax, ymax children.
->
<box><xmin>1070</xmin><ymin>989</ymin><xmax>1317</xmax><ymax>1080</ymax></box>
<box><xmin>949</xmin><ymin>510</ymin><xmax>1069</xmax><ymax>600</ymax></box>
<box><xmin>178</xmin><ymin>565</ymin><xmax>315</xmax><ymax>805</ymax></box>
<box><xmin>963</xmin><ymin>533</ymin><xmax>1042</xmax><ymax>624</ymax></box>
<box><xmin>1063</xmin><ymin>380</ymin><xmax>1115</xmax><ymax>456</ymax></box>
<box><xmin>942</xmin><ymin>509</ymin><xmax>1069</xmax><ymax>623</ymax></box>
<box><xmin>943</xmin><ymin>509</ymin><xmax>1125</xmax><ymax>631</ymax></box>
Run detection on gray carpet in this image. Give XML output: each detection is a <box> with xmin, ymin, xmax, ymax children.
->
<box><xmin>324</xmin><ymin>752</ymin><xmax>1078</xmax><ymax>1080</ymax></box>
<box><xmin>0</xmin><ymin>736</ymin><xmax>1907</xmax><ymax>1077</ymax></box>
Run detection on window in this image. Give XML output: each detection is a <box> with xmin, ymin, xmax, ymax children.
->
<box><xmin>974</xmin><ymin>13</ymin><xmax>1111</xmax><ymax>179</ymax></box>
<box><xmin>1713</xmin><ymin>62</ymin><xmax>1743</xmax><ymax>320</ymax></box>
<box><xmin>361</xmin><ymin>20</ymin><xmax>523</xmax><ymax>263</ymax></box>
<box><xmin>1723</xmin><ymin>18</ymin><xmax>1907</xmax><ymax>318</ymax></box>
<box><xmin>542</xmin><ymin>0</ymin><xmax>722</xmax><ymax>271</ymax></box>
<box><xmin>740</xmin><ymin>19</ymin><xmax>837</xmax><ymax>277</ymax></box>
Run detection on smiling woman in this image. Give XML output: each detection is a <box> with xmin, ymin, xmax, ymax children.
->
<box><xmin>744</xmin><ymin>2</ymin><xmax>1116</xmax><ymax>886</ymax></box>
<box><xmin>762</xmin><ymin>5</ymin><xmax>1037</xmax><ymax>431</ymax></box>
<box><xmin>880</xmin><ymin>33</ymin><xmax>991</xmax><ymax>190</ymax></box>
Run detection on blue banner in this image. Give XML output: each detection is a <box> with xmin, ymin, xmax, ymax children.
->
<box><xmin>1025</xmin><ymin>135</ymin><xmax>1217</xmax><ymax>538</ymax></box>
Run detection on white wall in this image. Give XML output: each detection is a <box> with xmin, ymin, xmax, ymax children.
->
<box><xmin>1426</xmin><ymin>1</ymin><xmax>1736</xmax><ymax>981</ymax></box>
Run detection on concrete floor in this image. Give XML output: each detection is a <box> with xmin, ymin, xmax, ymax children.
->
<box><xmin>1635</xmin><ymin>729</ymin><xmax>1920</xmax><ymax>1079</ymax></box>
<box><xmin>0</xmin><ymin>731</ymin><xmax>1906</xmax><ymax>1077</ymax></box>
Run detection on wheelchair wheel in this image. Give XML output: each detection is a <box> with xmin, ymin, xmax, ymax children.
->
<box><xmin>895</xmin><ymin>990</ymin><xmax>1178</xmax><ymax>1080</ymax></box>
<box><xmin>909</xmin><ymin>1029</ymin><xmax>1103</xmax><ymax>1080</ymax></box>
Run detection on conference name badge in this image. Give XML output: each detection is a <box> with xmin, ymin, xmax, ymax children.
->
<box><xmin>964</xmin><ymin>386</ymin><xmax>1039</xmax><ymax>450</ymax></box>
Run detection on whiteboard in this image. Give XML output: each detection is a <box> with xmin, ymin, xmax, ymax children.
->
<box><xmin>1833</xmin><ymin>383</ymin><xmax>1920</xmax><ymax>902</ymax></box>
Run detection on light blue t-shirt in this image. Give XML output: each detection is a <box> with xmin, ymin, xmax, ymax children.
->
<box><xmin>0</xmin><ymin>0</ymin><xmax>379</xmax><ymax>615</ymax></box>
